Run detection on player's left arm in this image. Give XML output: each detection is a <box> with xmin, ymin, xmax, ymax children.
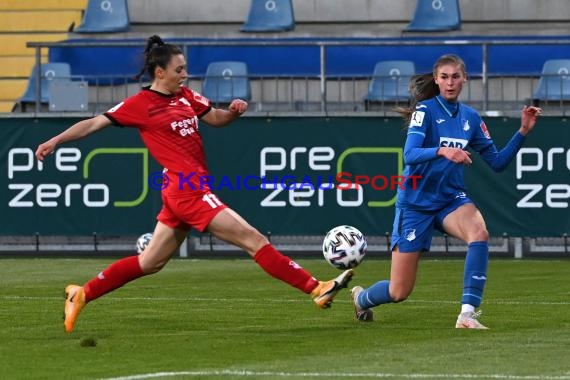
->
<box><xmin>201</xmin><ymin>99</ymin><xmax>248</xmax><ymax>128</ymax></box>
<box><xmin>475</xmin><ymin>105</ymin><xmax>542</xmax><ymax>172</ymax></box>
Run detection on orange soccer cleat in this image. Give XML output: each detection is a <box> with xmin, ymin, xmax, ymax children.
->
<box><xmin>64</xmin><ymin>285</ymin><xmax>86</xmax><ymax>333</ymax></box>
<box><xmin>312</xmin><ymin>269</ymin><xmax>354</xmax><ymax>308</ymax></box>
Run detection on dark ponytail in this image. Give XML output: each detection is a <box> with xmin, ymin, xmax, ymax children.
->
<box><xmin>134</xmin><ymin>35</ymin><xmax>183</xmax><ymax>81</ymax></box>
<box><xmin>394</xmin><ymin>73</ymin><xmax>440</xmax><ymax>123</ymax></box>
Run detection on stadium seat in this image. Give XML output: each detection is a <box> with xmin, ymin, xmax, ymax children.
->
<box><xmin>74</xmin><ymin>0</ymin><xmax>129</xmax><ymax>33</ymax></box>
<box><xmin>241</xmin><ymin>0</ymin><xmax>295</xmax><ymax>32</ymax></box>
<box><xmin>532</xmin><ymin>59</ymin><xmax>570</xmax><ymax>102</ymax></box>
<box><xmin>363</xmin><ymin>60</ymin><xmax>415</xmax><ymax>107</ymax></box>
<box><xmin>17</xmin><ymin>63</ymin><xmax>72</xmax><ymax>111</ymax></box>
<box><xmin>202</xmin><ymin>61</ymin><xmax>252</xmax><ymax>103</ymax></box>
<box><xmin>405</xmin><ymin>0</ymin><xmax>461</xmax><ymax>32</ymax></box>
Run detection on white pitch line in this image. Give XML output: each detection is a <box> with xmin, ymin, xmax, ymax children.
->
<box><xmin>2</xmin><ymin>295</ymin><xmax>570</xmax><ymax>306</ymax></box>
<box><xmin>1</xmin><ymin>295</ymin><xmax>569</xmax><ymax>306</ymax></box>
<box><xmin>100</xmin><ymin>369</ymin><xmax>570</xmax><ymax>380</ymax></box>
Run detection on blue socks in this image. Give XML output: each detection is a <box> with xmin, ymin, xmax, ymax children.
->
<box><xmin>357</xmin><ymin>280</ymin><xmax>393</xmax><ymax>309</ymax></box>
<box><xmin>357</xmin><ymin>241</ymin><xmax>488</xmax><ymax>311</ymax></box>
<box><xmin>462</xmin><ymin>241</ymin><xmax>489</xmax><ymax>307</ymax></box>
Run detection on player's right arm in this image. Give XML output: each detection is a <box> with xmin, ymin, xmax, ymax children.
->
<box><xmin>35</xmin><ymin>114</ymin><xmax>112</xmax><ymax>161</ymax></box>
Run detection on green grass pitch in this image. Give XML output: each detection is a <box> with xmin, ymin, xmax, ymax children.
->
<box><xmin>1</xmin><ymin>257</ymin><xmax>569</xmax><ymax>379</ymax></box>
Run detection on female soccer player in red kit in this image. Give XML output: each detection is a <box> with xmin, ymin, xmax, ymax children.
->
<box><xmin>35</xmin><ymin>35</ymin><xmax>353</xmax><ymax>333</ymax></box>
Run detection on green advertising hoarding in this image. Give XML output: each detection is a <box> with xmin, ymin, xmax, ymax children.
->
<box><xmin>0</xmin><ymin>118</ymin><xmax>163</xmax><ymax>235</ymax></box>
<box><xmin>1</xmin><ymin>116</ymin><xmax>568</xmax><ymax>237</ymax></box>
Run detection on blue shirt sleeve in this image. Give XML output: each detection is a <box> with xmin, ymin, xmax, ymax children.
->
<box><xmin>403</xmin><ymin>104</ymin><xmax>440</xmax><ymax>165</ymax></box>
<box><xmin>403</xmin><ymin>131</ymin><xmax>440</xmax><ymax>164</ymax></box>
<box><xmin>478</xmin><ymin>131</ymin><xmax>526</xmax><ymax>172</ymax></box>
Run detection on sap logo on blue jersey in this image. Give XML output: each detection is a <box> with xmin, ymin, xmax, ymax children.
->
<box><xmin>440</xmin><ymin>137</ymin><xmax>468</xmax><ymax>149</ymax></box>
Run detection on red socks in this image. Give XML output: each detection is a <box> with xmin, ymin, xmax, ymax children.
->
<box><xmin>82</xmin><ymin>245</ymin><xmax>318</xmax><ymax>302</ymax></box>
<box><xmin>254</xmin><ymin>244</ymin><xmax>319</xmax><ymax>294</ymax></box>
<box><xmin>83</xmin><ymin>255</ymin><xmax>145</xmax><ymax>302</ymax></box>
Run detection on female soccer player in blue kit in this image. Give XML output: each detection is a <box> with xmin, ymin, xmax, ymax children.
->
<box><xmin>351</xmin><ymin>54</ymin><xmax>542</xmax><ymax>329</ymax></box>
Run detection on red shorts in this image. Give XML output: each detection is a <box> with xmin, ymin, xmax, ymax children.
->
<box><xmin>157</xmin><ymin>189</ymin><xmax>227</xmax><ymax>232</ymax></box>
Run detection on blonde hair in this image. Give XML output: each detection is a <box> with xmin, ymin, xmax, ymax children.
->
<box><xmin>395</xmin><ymin>54</ymin><xmax>467</xmax><ymax>123</ymax></box>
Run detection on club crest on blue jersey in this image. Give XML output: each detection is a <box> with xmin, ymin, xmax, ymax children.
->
<box><xmin>404</xmin><ymin>229</ymin><xmax>416</xmax><ymax>241</ymax></box>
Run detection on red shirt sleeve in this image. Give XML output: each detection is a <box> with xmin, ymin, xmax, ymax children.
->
<box><xmin>104</xmin><ymin>93</ymin><xmax>148</xmax><ymax>128</ymax></box>
<box><xmin>182</xmin><ymin>87</ymin><xmax>212</xmax><ymax>118</ymax></box>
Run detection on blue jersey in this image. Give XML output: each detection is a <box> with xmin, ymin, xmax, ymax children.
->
<box><xmin>397</xmin><ymin>95</ymin><xmax>526</xmax><ymax>211</ymax></box>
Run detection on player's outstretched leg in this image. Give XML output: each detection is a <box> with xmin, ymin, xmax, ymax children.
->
<box><xmin>311</xmin><ymin>269</ymin><xmax>353</xmax><ymax>308</ymax></box>
<box><xmin>350</xmin><ymin>286</ymin><xmax>374</xmax><ymax>321</ymax></box>
<box><xmin>64</xmin><ymin>285</ymin><xmax>86</xmax><ymax>333</ymax></box>
<box><xmin>455</xmin><ymin>310</ymin><xmax>489</xmax><ymax>329</ymax></box>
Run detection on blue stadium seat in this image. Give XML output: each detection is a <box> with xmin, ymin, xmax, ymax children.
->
<box><xmin>363</xmin><ymin>60</ymin><xmax>415</xmax><ymax>106</ymax></box>
<box><xmin>202</xmin><ymin>61</ymin><xmax>252</xmax><ymax>104</ymax></box>
<box><xmin>405</xmin><ymin>0</ymin><xmax>461</xmax><ymax>32</ymax></box>
<box><xmin>18</xmin><ymin>63</ymin><xmax>72</xmax><ymax>111</ymax></box>
<box><xmin>74</xmin><ymin>0</ymin><xmax>129</xmax><ymax>33</ymax></box>
<box><xmin>532</xmin><ymin>59</ymin><xmax>570</xmax><ymax>101</ymax></box>
<box><xmin>241</xmin><ymin>0</ymin><xmax>295</xmax><ymax>32</ymax></box>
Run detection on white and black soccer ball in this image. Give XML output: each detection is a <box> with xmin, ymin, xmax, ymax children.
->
<box><xmin>136</xmin><ymin>232</ymin><xmax>153</xmax><ymax>254</ymax></box>
<box><xmin>322</xmin><ymin>225</ymin><xmax>367</xmax><ymax>270</ymax></box>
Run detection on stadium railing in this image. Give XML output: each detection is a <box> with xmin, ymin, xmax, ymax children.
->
<box><xmin>1</xmin><ymin>233</ymin><xmax>568</xmax><ymax>258</ymax></box>
<box><xmin>15</xmin><ymin>38</ymin><xmax>570</xmax><ymax>117</ymax></box>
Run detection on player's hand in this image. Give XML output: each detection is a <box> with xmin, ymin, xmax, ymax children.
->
<box><xmin>520</xmin><ymin>105</ymin><xmax>542</xmax><ymax>135</ymax></box>
<box><xmin>35</xmin><ymin>140</ymin><xmax>56</xmax><ymax>161</ymax></box>
<box><xmin>438</xmin><ymin>147</ymin><xmax>472</xmax><ymax>165</ymax></box>
<box><xmin>228</xmin><ymin>99</ymin><xmax>248</xmax><ymax>115</ymax></box>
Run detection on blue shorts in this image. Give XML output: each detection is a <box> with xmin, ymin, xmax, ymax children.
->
<box><xmin>390</xmin><ymin>196</ymin><xmax>473</xmax><ymax>253</ymax></box>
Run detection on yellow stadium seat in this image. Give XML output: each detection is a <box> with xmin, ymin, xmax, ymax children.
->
<box><xmin>0</xmin><ymin>101</ymin><xmax>17</xmax><ymax>113</ymax></box>
<box><xmin>0</xmin><ymin>0</ymin><xmax>86</xmax><ymax>11</ymax></box>
<box><xmin>0</xmin><ymin>79</ymin><xmax>29</xmax><ymax>101</ymax></box>
<box><xmin>0</xmin><ymin>10</ymin><xmax>82</xmax><ymax>32</ymax></box>
<box><xmin>0</xmin><ymin>56</ymin><xmax>49</xmax><ymax>77</ymax></box>
<box><xmin>0</xmin><ymin>33</ymin><xmax>67</xmax><ymax>56</ymax></box>
<box><xmin>0</xmin><ymin>1</ymin><xmax>84</xmax><ymax>112</ymax></box>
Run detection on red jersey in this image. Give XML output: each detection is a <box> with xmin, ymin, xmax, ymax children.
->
<box><xmin>104</xmin><ymin>86</ymin><xmax>212</xmax><ymax>193</ymax></box>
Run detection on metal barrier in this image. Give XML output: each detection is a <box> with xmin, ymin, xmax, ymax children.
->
<box><xmin>1</xmin><ymin>233</ymin><xmax>568</xmax><ymax>258</ymax></box>
<box><xmin>18</xmin><ymin>38</ymin><xmax>570</xmax><ymax>116</ymax></box>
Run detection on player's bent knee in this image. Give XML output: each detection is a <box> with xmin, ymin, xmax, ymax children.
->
<box><xmin>389</xmin><ymin>287</ymin><xmax>413</xmax><ymax>303</ymax></box>
<box><xmin>390</xmin><ymin>293</ymin><xmax>409</xmax><ymax>303</ymax></box>
<box><xmin>241</xmin><ymin>231</ymin><xmax>270</xmax><ymax>254</ymax></box>
<box><xmin>139</xmin><ymin>257</ymin><xmax>169</xmax><ymax>275</ymax></box>
<box><xmin>470</xmin><ymin>228</ymin><xmax>489</xmax><ymax>243</ymax></box>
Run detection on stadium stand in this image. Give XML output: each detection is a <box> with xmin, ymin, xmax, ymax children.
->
<box><xmin>74</xmin><ymin>0</ymin><xmax>130</xmax><ymax>33</ymax></box>
<box><xmin>404</xmin><ymin>0</ymin><xmax>461</xmax><ymax>32</ymax></box>
<box><xmin>241</xmin><ymin>0</ymin><xmax>295</xmax><ymax>32</ymax></box>
<box><xmin>363</xmin><ymin>60</ymin><xmax>415</xmax><ymax>109</ymax></box>
<box><xmin>10</xmin><ymin>0</ymin><xmax>570</xmax><ymax>116</ymax></box>
<box><xmin>532</xmin><ymin>59</ymin><xmax>570</xmax><ymax>103</ymax></box>
<box><xmin>202</xmin><ymin>61</ymin><xmax>252</xmax><ymax>104</ymax></box>
<box><xmin>0</xmin><ymin>0</ymin><xmax>85</xmax><ymax>112</ymax></box>
<box><xmin>17</xmin><ymin>63</ymin><xmax>72</xmax><ymax>112</ymax></box>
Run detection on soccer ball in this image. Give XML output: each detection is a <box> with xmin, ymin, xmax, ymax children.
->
<box><xmin>136</xmin><ymin>232</ymin><xmax>153</xmax><ymax>254</ymax></box>
<box><xmin>322</xmin><ymin>225</ymin><xmax>367</xmax><ymax>270</ymax></box>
